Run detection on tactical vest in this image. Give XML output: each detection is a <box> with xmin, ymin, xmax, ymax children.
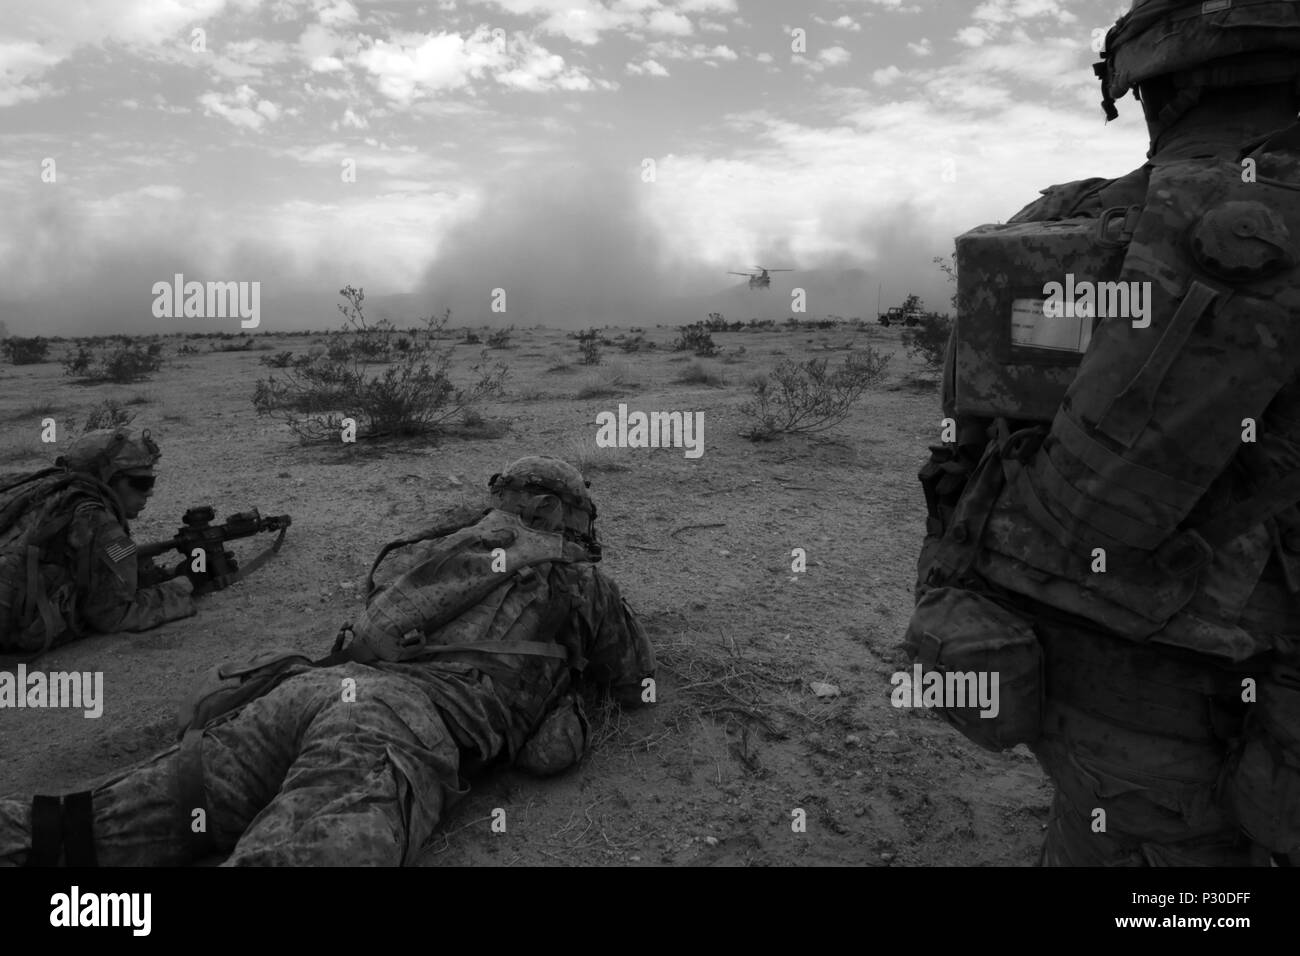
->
<box><xmin>929</xmin><ymin>140</ymin><xmax>1300</xmax><ymax>662</ymax></box>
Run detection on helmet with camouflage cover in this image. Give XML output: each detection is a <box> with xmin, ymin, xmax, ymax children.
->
<box><xmin>57</xmin><ymin>427</ymin><xmax>161</xmax><ymax>484</ymax></box>
<box><xmin>1095</xmin><ymin>0</ymin><xmax>1300</xmax><ymax>119</ymax></box>
<box><xmin>488</xmin><ymin>455</ymin><xmax>599</xmax><ymax>556</ymax></box>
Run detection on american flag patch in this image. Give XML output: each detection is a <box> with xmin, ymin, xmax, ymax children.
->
<box><xmin>104</xmin><ymin>540</ymin><xmax>137</xmax><ymax>564</ymax></box>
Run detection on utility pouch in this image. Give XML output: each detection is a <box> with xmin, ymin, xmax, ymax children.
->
<box><xmin>514</xmin><ymin>693</ymin><xmax>589</xmax><ymax>777</ymax></box>
<box><xmin>903</xmin><ymin>586</ymin><xmax>1043</xmax><ymax>752</ymax></box>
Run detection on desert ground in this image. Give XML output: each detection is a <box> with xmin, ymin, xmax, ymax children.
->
<box><xmin>0</xmin><ymin>321</ymin><xmax>1051</xmax><ymax>866</ymax></box>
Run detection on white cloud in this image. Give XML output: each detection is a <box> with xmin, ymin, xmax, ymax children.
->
<box><xmin>646</xmin><ymin>39</ymin><xmax>737</xmax><ymax>61</ymax></box>
<box><xmin>0</xmin><ymin>39</ymin><xmax>63</xmax><ymax>105</ymax></box>
<box><xmin>908</xmin><ymin>37</ymin><xmax>932</xmax><ymax>56</ymax></box>
<box><xmin>819</xmin><ymin>46</ymin><xmax>851</xmax><ymax>67</ymax></box>
<box><xmin>198</xmin><ymin>85</ymin><xmax>281</xmax><ymax>130</ymax></box>
<box><xmin>872</xmin><ymin>64</ymin><xmax>903</xmax><ymax>86</ymax></box>
<box><xmin>675</xmin><ymin>0</ymin><xmax>736</xmax><ymax>11</ymax></box>
<box><xmin>647</xmin><ymin>10</ymin><xmax>693</xmax><ymax>35</ymax></box>
<box><xmin>315</xmin><ymin>0</ymin><xmax>360</xmax><ymax>26</ymax></box>
<box><xmin>813</xmin><ymin>15</ymin><xmax>861</xmax><ymax>31</ymax></box>
<box><xmin>627</xmin><ymin>59</ymin><xmax>670</xmax><ymax>77</ymax></box>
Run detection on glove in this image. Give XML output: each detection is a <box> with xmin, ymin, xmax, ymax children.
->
<box><xmin>137</xmin><ymin>559</ymin><xmax>179</xmax><ymax>588</ymax></box>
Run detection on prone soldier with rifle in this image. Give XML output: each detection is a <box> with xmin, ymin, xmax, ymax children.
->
<box><xmin>0</xmin><ymin>427</ymin><xmax>290</xmax><ymax>661</ymax></box>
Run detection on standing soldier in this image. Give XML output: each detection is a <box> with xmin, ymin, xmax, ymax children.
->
<box><xmin>0</xmin><ymin>427</ymin><xmax>196</xmax><ymax>658</ymax></box>
<box><xmin>909</xmin><ymin>0</ymin><xmax>1300</xmax><ymax>865</ymax></box>
<box><xmin>0</xmin><ymin>456</ymin><xmax>657</xmax><ymax>866</ymax></box>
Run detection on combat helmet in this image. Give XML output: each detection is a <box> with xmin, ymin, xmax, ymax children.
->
<box><xmin>1095</xmin><ymin>0</ymin><xmax>1300</xmax><ymax>119</ymax></box>
<box><xmin>488</xmin><ymin>455</ymin><xmax>600</xmax><ymax>557</ymax></box>
<box><xmin>57</xmin><ymin>427</ymin><xmax>161</xmax><ymax>485</ymax></box>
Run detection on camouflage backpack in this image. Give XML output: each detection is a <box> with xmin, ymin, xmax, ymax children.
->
<box><xmin>335</xmin><ymin>506</ymin><xmax>595</xmax><ymax>664</ymax></box>
<box><xmin>0</xmin><ymin>468</ymin><xmax>123</xmax><ymax>660</ymax></box>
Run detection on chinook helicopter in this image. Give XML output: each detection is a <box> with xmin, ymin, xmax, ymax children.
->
<box><xmin>728</xmin><ymin>267</ymin><xmax>792</xmax><ymax>290</ymax></box>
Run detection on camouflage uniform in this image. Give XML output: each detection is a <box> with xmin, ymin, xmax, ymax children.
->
<box><xmin>0</xmin><ymin>457</ymin><xmax>656</xmax><ymax>866</ymax></box>
<box><xmin>62</xmin><ymin>498</ymin><xmax>195</xmax><ymax>634</ymax></box>
<box><xmin>0</xmin><ymin>428</ymin><xmax>194</xmax><ymax>654</ymax></box>
<box><xmin>912</xmin><ymin>1</ymin><xmax>1300</xmax><ymax>866</ymax></box>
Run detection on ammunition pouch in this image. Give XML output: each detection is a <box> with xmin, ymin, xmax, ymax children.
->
<box><xmin>903</xmin><ymin>586</ymin><xmax>1043</xmax><ymax>752</ymax></box>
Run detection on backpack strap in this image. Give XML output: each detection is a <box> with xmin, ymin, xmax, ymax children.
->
<box><xmin>177</xmin><ymin>728</ymin><xmax>215</xmax><ymax>861</ymax></box>
<box><xmin>409</xmin><ymin>640</ymin><xmax>571</xmax><ymax>662</ymax></box>
<box><xmin>364</xmin><ymin>514</ymin><xmax>487</xmax><ymax>596</ymax></box>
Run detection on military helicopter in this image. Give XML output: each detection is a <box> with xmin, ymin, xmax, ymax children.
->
<box><xmin>728</xmin><ymin>267</ymin><xmax>792</xmax><ymax>290</ymax></box>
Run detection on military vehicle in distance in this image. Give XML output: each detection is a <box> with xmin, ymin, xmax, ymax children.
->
<box><xmin>878</xmin><ymin>306</ymin><xmax>922</xmax><ymax>327</ymax></box>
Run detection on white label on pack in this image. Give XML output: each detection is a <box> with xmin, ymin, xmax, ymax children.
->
<box><xmin>1010</xmin><ymin>298</ymin><xmax>1092</xmax><ymax>353</ymax></box>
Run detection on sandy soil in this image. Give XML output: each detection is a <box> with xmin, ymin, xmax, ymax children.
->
<box><xmin>0</xmin><ymin>322</ymin><xmax>1051</xmax><ymax>866</ymax></box>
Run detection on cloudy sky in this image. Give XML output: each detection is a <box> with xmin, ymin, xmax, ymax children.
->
<box><xmin>0</xmin><ymin>0</ymin><xmax>1150</xmax><ymax>334</ymax></box>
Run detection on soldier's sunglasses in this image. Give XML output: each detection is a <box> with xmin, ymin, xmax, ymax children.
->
<box><xmin>125</xmin><ymin>475</ymin><xmax>156</xmax><ymax>492</ymax></box>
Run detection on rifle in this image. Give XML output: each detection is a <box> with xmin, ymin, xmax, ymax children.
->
<box><xmin>137</xmin><ymin>505</ymin><xmax>292</xmax><ymax>594</ymax></box>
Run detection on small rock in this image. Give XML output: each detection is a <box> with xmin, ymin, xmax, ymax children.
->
<box><xmin>447</xmin><ymin>475</ymin><xmax>463</xmax><ymax>487</ymax></box>
<box><xmin>845</xmin><ymin>734</ymin><xmax>861</xmax><ymax>746</ymax></box>
<box><xmin>703</xmin><ymin>836</ymin><xmax>718</xmax><ymax>847</ymax></box>
<box><xmin>629</xmin><ymin>855</ymin><xmax>641</xmax><ymax>862</ymax></box>
<box><xmin>809</xmin><ymin>681</ymin><xmax>840</xmax><ymax>698</ymax></box>
<box><xmin>276</xmin><ymin>471</ymin><xmax>291</xmax><ymax>479</ymax></box>
<box><xmin>880</xmin><ymin>851</ymin><xmax>895</xmax><ymax>863</ymax></box>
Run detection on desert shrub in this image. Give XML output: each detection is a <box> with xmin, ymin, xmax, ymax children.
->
<box><xmin>487</xmin><ymin>326</ymin><xmax>514</xmax><ymax>349</ymax></box>
<box><xmin>575</xmin><ymin>362</ymin><xmax>637</xmax><ymax>399</ymax></box>
<box><xmin>208</xmin><ymin>336</ymin><xmax>256</xmax><ymax>352</ymax></box>
<box><xmin>463</xmin><ymin>329</ymin><xmax>481</xmax><ymax>345</ymax></box>
<box><xmin>703</xmin><ymin>312</ymin><xmax>729</xmax><ymax>333</ymax></box>
<box><xmin>2</xmin><ymin>336</ymin><xmax>51</xmax><ymax>365</ymax></box>
<box><xmin>252</xmin><ymin>286</ymin><xmax>509</xmax><ymax>443</ymax></box>
<box><xmin>64</xmin><ymin>342</ymin><xmax>164</xmax><ymax>384</ymax></box>
<box><xmin>619</xmin><ymin>334</ymin><xmax>649</xmax><ymax>353</ymax></box>
<box><xmin>674</xmin><ymin>362</ymin><xmax>726</xmax><ymax>387</ymax></box>
<box><xmin>740</xmin><ymin>347</ymin><xmax>891</xmax><ymax>441</ymax></box>
<box><xmin>673</xmin><ymin>322</ymin><xmax>718</xmax><ymax>357</ymax></box>
<box><xmin>748</xmin><ymin>318</ymin><xmax>775</xmax><ymax>329</ymax></box>
<box><xmin>177</xmin><ymin>344</ymin><xmax>201</xmax><ymax>355</ymax></box>
<box><xmin>901</xmin><ymin>312</ymin><xmax>955</xmax><ymax>372</ymax></box>
<box><xmin>576</xmin><ymin>328</ymin><xmax>601</xmax><ymax>366</ymax></box>
<box><xmin>259</xmin><ymin>351</ymin><xmax>296</xmax><ymax>368</ymax></box>
<box><xmin>81</xmin><ymin>399</ymin><xmax>137</xmax><ymax>432</ymax></box>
